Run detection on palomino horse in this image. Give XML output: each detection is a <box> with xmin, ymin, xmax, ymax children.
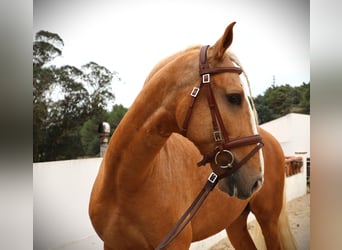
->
<box><xmin>89</xmin><ymin>22</ymin><xmax>297</xmax><ymax>249</ymax></box>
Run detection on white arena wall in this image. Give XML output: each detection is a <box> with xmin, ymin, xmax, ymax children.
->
<box><xmin>34</xmin><ymin>154</ymin><xmax>308</xmax><ymax>249</ymax></box>
<box><xmin>261</xmin><ymin>113</ymin><xmax>310</xmax><ymax>202</ymax></box>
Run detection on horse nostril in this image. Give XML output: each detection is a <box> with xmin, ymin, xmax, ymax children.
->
<box><xmin>251</xmin><ymin>177</ymin><xmax>263</xmax><ymax>194</ymax></box>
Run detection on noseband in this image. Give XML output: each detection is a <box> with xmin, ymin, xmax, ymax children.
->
<box><xmin>182</xmin><ymin>45</ymin><xmax>263</xmax><ymax>178</ymax></box>
<box><xmin>156</xmin><ymin>46</ymin><xmax>263</xmax><ymax>250</ymax></box>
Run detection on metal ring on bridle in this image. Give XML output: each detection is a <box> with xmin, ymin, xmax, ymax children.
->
<box><xmin>214</xmin><ymin>150</ymin><xmax>234</xmax><ymax>169</ymax></box>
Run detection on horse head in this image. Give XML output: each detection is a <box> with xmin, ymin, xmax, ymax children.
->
<box><xmin>170</xmin><ymin>23</ymin><xmax>265</xmax><ymax>199</ymax></box>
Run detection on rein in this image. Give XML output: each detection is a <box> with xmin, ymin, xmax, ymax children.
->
<box><xmin>155</xmin><ymin>46</ymin><xmax>263</xmax><ymax>250</ymax></box>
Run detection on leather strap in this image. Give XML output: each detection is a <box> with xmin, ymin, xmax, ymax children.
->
<box><xmin>181</xmin><ymin>89</ymin><xmax>198</xmax><ymax>136</ymax></box>
<box><xmin>197</xmin><ymin>134</ymin><xmax>263</xmax><ymax>166</ymax></box>
<box><xmin>155</xmin><ymin>176</ymin><xmax>216</xmax><ymax>250</ymax></box>
<box><xmin>212</xmin><ymin>141</ymin><xmax>264</xmax><ymax>179</ymax></box>
<box><xmin>182</xmin><ymin>45</ymin><xmax>243</xmax><ymax>137</ymax></box>
<box><xmin>199</xmin><ymin>45</ymin><xmax>243</xmax><ymax>75</ymax></box>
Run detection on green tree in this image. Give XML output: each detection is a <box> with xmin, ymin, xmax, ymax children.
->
<box><xmin>82</xmin><ymin>62</ymin><xmax>115</xmax><ymax>115</ymax></box>
<box><xmin>44</xmin><ymin>65</ymin><xmax>90</xmax><ymax>160</ymax></box>
<box><xmin>33</xmin><ymin>30</ymin><xmax>64</xmax><ymax>66</ymax></box>
<box><xmin>255</xmin><ymin>82</ymin><xmax>310</xmax><ymax>124</ymax></box>
<box><xmin>79</xmin><ymin>104</ymin><xmax>128</xmax><ymax>157</ymax></box>
<box><xmin>108</xmin><ymin>104</ymin><xmax>128</xmax><ymax>130</ymax></box>
<box><xmin>80</xmin><ymin>119</ymin><xmax>102</xmax><ymax>157</ymax></box>
<box><xmin>33</xmin><ymin>31</ymin><xmax>64</xmax><ymax>162</ymax></box>
<box><xmin>254</xmin><ymin>95</ymin><xmax>273</xmax><ymax>124</ymax></box>
<box><xmin>297</xmin><ymin>82</ymin><xmax>310</xmax><ymax>113</ymax></box>
<box><xmin>33</xmin><ymin>30</ymin><xmax>117</xmax><ymax>162</ymax></box>
<box><xmin>264</xmin><ymin>84</ymin><xmax>293</xmax><ymax>117</ymax></box>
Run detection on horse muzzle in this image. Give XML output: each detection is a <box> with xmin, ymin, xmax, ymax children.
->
<box><xmin>218</xmin><ymin>169</ymin><xmax>264</xmax><ymax>199</ymax></box>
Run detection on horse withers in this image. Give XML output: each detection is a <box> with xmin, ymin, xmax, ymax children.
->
<box><xmin>89</xmin><ymin>22</ymin><xmax>297</xmax><ymax>249</ymax></box>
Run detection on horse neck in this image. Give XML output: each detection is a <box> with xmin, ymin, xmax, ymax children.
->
<box><xmin>102</xmin><ymin>80</ymin><xmax>179</xmax><ymax>192</ymax></box>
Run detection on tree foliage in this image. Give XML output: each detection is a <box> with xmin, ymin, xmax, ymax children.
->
<box><xmin>254</xmin><ymin>82</ymin><xmax>310</xmax><ymax>124</ymax></box>
<box><xmin>79</xmin><ymin>104</ymin><xmax>128</xmax><ymax>157</ymax></box>
<box><xmin>33</xmin><ymin>30</ymin><xmax>125</xmax><ymax>162</ymax></box>
<box><xmin>33</xmin><ymin>30</ymin><xmax>64</xmax><ymax>66</ymax></box>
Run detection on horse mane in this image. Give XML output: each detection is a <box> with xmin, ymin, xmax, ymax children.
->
<box><xmin>227</xmin><ymin>50</ymin><xmax>259</xmax><ymax>124</ymax></box>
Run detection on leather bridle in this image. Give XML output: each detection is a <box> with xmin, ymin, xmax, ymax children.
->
<box><xmin>155</xmin><ymin>46</ymin><xmax>263</xmax><ymax>250</ymax></box>
<box><xmin>182</xmin><ymin>45</ymin><xmax>263</xmax><ymax>175</ymax></box>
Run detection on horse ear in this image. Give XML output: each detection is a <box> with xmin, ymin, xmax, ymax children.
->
<box><xmin>210</xmin><ymin>22</ymin><xmax>236</xmax><ymax>60</ymax></box>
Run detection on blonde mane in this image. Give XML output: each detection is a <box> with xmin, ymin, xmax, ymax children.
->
<box><xmin>227</xmin><ymin>50</ymin><xmax>259</xmax><ymax>124</ymax></box>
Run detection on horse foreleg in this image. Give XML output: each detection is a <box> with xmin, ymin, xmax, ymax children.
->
<box><xmin>250</xmin><ymin>185</ymin><xmax>297</xmax><ymax>249</ymax></box>
<box><xmin>250</xmin><ymin>198</ymin><xmax>282</xmax><ymax>250</ymax></box>
<box><xmin>226</xmin><ymin>206</ymin><xmax>257</xmax><ymax>250</ymax></box>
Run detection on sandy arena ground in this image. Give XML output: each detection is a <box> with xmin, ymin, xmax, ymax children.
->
<box><xmin>210</xmin><ymin>192</ymin><xmax>310</xmax><ymax>250</ymax></box>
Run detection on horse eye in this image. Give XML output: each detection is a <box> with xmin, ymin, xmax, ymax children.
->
<box><xmin>226</xmin><ymin>94</ymin><xmax>242</xmax><ymax>106</ymax></box>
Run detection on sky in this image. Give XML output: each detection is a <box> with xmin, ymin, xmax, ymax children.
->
<box><xmin>34</xmin><ymin>0</ymin><xmax>309</xmax><ymax>108</ymax></box>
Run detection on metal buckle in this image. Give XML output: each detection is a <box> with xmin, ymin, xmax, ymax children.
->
<box><xmin>213</xmin><ymin>131</ymin><xmax>223</xmax><ymax>142</ymax></box>
<box><xmin>202</xmin><ymin>74</ymin><xmax>210</xmax><ymax>84</ymax></box>
<box><xmin>208</xmin><ymin>172</ymin><xmax>218</xmax><ymax>183</ymax></box>
<box><xmin>215</xmin><ymin>150</ymin><xmax>234</xmax><ymax>169</ymax></box>
<box><xmin>190</xmin><ymin>87</ymin><xmax>200</xmax><ymax>97</ymax></box>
